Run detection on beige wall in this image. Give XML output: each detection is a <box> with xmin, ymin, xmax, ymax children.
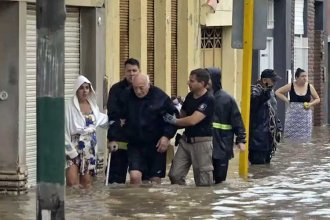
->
<box><xmin>129</xmin><ymin>0</ymin><xmax>147</xmax><ymax>73</ymax></box>
<box><xmin>177</xmin><ymin>0</ymin><xmax>201</xmax><ymax>96</ymax></box>
<box><xmin>221</xmin><ymin>27</ymin><xmax>243</xmax><ymax>106</ymax></box>
<box><xmin>154</xmin><ymin>0</ymin><xmax>172</xmax><ymax>95</ymax></box>
<box><xmin>105</xmin><ymin>0</ymin><xmax>120</xmax><ymax>88</ymax></box>
<box><xmin>18</xmin><ymin>0</ymin><xmax>104</xmax><ymax>7</ymax></box>
<box><xmin>201</xmin><ymin>0</ymin><xmax>232</xmax><ymax>26</ymax></box>
<box><xmin>104</xmin><ymin>0</ymin><xmax>243</xmax><ymax>102</ymax></box>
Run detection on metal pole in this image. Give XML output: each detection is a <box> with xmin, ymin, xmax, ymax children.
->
<box><xmin>239</xmin><ymin>0</ymin><xmax>254</xmax><ymax>178</ymax></box>
<box><xmin>36</xmin><ymin>0</ymin><xmax>66</xmax><ymax>219</ymax></box>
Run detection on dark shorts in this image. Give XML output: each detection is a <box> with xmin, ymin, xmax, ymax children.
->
<box><xmin>127</xmin><ymin>143</ymin><xmax>166</xmax><ymax>180</ymax></box>
<box><xmin>108</xmin><ymin>149</ymin><xmax>128</xmax><ymax>184</ymax></box>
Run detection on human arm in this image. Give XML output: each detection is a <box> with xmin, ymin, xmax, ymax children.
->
<box><xmin>175</xmin><ymin>111</ymin><xmax>206</xmax><ymax>126</ymax></box>
<box><xmin>164</xmin><ymin>95</ymin><xmax>213</xmax><ymax>127</ymax></box>
<box><xmin>230</xmin><ymin>99</ymin><xmax>246</xmax><ymax>148</ymax></box>
<box><xmin>161</xmin><ymin>97</ymin><xmax>179</xmax><ymax>138</ymax></box>
<box><xmin>275</xmin><ymin>83</ymin><xmax>291</xmax><ymax>105</ymax></box>
<box><xmin>308</xmin><ymin>84</ymin><xmax>320</xmax><ymax>107</ymax></box>
<box><xmin>64</xmin><ymin>104</ymin><xmax>78</xmax><ymax>159</ymax></box>
<box><xmin>107</xmin><ymin>86</ymin><xmax>128</xmax><ymax>141</ymax></box>
<box><xmin>156</xmin><ymin>136</ymin><xmax>170</xmax><ymax>153</ymax></box>
<box><xmin>251</xmin><ymin>84</ymin><xmax>272</xmax><ymax>111</ymax></box>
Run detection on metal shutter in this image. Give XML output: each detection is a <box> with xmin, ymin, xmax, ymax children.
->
<box><xmin>147</xmin><ymin>0</ymin><xmax>154</xmax><ymax>84</ymax></box>
<box><xmin>25</xmin><ymin>5</ymin><xmax>80</xmax><ymax>187</ymax></box>
<box><xmin>26</xmin><ymin>5</ymin><xmax>37</xmax><ymax>187</ymax></box>
<box><xmin>120</xmin><ymin>0</ymin><xmax>129</xmax><ymax>79</ymax></box>
<box><xmin>65</xmin><ymin>8</ymin><xmax>81</xmax><ymax>100</ymax></box>
<box><xmin>171</xmin><ymin>0</ymin><xmax>178</xmax><ymax>97</ymax></box>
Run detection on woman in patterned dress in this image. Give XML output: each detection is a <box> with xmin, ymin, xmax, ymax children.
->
<box><xmin>65</xmin><ymin>75</ymin><xmax>108</xmax><ymax>188</ymax></box>
<box><xmin>275</xmin><ymin>68</ymin><xmax>320</xmax><ymax>143</ymax></box>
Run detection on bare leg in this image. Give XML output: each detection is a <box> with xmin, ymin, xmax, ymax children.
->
<box><xmin>66</xmin><ymin>165</ymin><xmax>79</xmax><ymax>187</ymax></box>
<box><xmin>150</xmin><ymin>177</ymin><xmax>161</xmax><ymax>184</ymax></box>
<box><xmin>129</xmin><ymin>170</ymin><xmax>142</xmax><ymax>185</ymax></box>
<box><xmin>80</xmin><ymin>173</ymin><xmax>92</xmax><ymax>188</ymax></box>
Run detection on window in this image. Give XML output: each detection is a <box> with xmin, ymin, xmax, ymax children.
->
<box><xmin>201</xmin><ymin>27</ymin><xmax>222</xmax><ymax>48</ymax></box>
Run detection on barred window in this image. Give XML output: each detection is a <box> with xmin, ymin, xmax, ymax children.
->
<box><xmin>201</xmin><ymin>27</ymin><xmax>222</xmax><ymax>49</ymax></box>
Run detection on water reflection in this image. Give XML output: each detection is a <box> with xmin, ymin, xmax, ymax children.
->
<box><xmin>1</xmin><ymin>127</ymin><xmax>330</xmax><ymax>219</ymax></box>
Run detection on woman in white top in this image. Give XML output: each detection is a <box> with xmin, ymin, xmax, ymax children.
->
<box><xmin>65</xmin><ymin>75</ymin><xmax>108</xmax><ymax>188</ymax></box>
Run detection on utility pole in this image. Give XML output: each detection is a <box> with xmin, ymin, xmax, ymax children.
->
<box><xmin>36</xmin><ymin>0</ymin><xmax>66</xmax><ymax>219</ymax></box>
<box><xmin>239</xmin><ymin>0</ymin><xmax>254</xmax><ymax>178</ymax></box>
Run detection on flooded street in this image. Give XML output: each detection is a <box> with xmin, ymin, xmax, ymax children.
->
<box><xmin>1</xmin><ymin>127</ymin><xmax>330</xmax><ymax>219</ymax></box>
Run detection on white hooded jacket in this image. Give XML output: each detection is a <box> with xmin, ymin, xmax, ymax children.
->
<box><xmin>65</xmin><ymin>75</ymin><xmax>108</xmax><ymax>159</ymax></box>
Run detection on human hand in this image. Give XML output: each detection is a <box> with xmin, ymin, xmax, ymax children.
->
<box><xmin>237</xmin><ymin>143</ymin><xmax>246</xmax><ymax>152</ymax></box>
<box><xmin>107</xmin><ymin>141</ymin><xmax>119</xmax><ymax>152</ymax></box>
<box><xmin>163</xmin><ymin>113</ymin><xmax>177</xmax><ymax>125</ymax></box>
<box><xmin>156</xmin><ymin>136</ymin><xmax>170</xmax><ymax>153</ymax></box>
<box><xmin>81</xmin><ymin>126</ymin><xmax>96</xmax><ymax>135</ymax></box>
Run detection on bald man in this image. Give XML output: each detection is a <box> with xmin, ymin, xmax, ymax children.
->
<box><xmin>110</xmin><ymin>73</ymin><xmax>178</xmax><ymax>185</ymax></box>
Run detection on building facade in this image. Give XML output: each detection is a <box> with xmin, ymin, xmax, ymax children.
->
<box><xmin>1</xmin><ymin>0</ymin><xmax>328</xmax><ymax>193</ymax></box>
<box><xmin>0</xmin><ymin>0</ymin><xmax>106</xmax><ymax>192</ymax></box>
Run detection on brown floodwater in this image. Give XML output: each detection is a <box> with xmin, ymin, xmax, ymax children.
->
<box><xmin>1</xmin><ymin>127</ymin><xmax>330</xmax><ymax>219</ymax></box>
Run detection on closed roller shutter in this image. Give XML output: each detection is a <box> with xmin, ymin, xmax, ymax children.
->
<box><xmin>147</xmin><ymin>0</ymin><xmax>154</xmax><ymax>84</ymax></box>
<box><xmin>120</xmin><ymin>0</ymin><xmax>129</xmax><ymax>79</ymax></box>
<box><xmin>171</xmin><ymin>0</ymin><xmax>178</xmax><ymax>96</ymax></box>
<box><xmin>25</xmin><ymin>5</ymin><xmax>80</xmax><ymax>187</ymax></box>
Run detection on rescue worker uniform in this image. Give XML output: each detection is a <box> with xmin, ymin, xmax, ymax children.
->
<box><xmin>207</xmin><ymin>68</ymin><xmax>246</xmax><ymax>184</ymax></box>
<box><xmin>168</xmin><ymin>91</ymin><xmax>215</xmax><ymax>186</ymax></box>
<box><xmin>107</xmin><ymin>79</ymin><xmax>130</xmax><ymax>183</ymax></box>
<box><xmin>249</xmin><ymin>83</ymin><xmax>278</xmax><ymax>164</ymax></box>
<box><xmin>110</xmin><ymin>85</ymin><xmax>178</xmax><ymax>180</ymax></box>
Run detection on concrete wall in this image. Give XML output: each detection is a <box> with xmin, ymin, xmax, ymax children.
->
<box><xmin>0</xmin><ymin>1</ymin><xmax>28</xmax><ymax>193</ymax></box>
<box><xmin>0</xmin><ymin>1</ymin><xmax>21</xmax><ymax>172</ymax></box>
<box><xmin>274</xmin><ymin>0</ymin><xmax>294</xmax><ymax>125</ymax></box>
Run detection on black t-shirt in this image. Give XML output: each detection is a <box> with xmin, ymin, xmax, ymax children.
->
<box><xmin>181</xmin><ymin>91</ymin><xmax>214</xmax><ymax>137</ymax></box>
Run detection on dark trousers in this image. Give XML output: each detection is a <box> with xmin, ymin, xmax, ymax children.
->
<box><xmin>249</xmin><ymin>150</ymin><xmax>272</xmax><ymax>165</ymax></box>
<box><xmin>212</xmin><ymin>158</ymin><xmax>229</xmax><ymax>184</ymax></box>
<box><xmin>108</xmin><ymin>149</ymin><xmax>128</xmax><ymax>184</ymax></box>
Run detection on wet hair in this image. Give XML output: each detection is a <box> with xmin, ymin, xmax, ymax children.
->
<box><xmin>190</xmin><ymin>68</ymin><xmax>210</xmax><ymax>87</ymax></box>
<box><xmin>295</xmin><ymin>68</ymin><xmax>306</xmax><ymax>78</ymax></box>
<box><xmin>125</xmin><ymin>58</ymin><xmax>140</xmax><ymax>68</ymax></box>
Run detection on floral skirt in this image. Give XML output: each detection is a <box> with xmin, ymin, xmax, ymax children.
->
<box><xmin>284</xmin><ymin>102</ymin><xmax>312</xmax><ymax>143</ymax></box>
<box><xmin>66</xmin><ymin>133</ymin><xmax>97</xmax><ymax>176</ymax></box>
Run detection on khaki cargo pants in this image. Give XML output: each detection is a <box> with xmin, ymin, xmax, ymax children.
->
<box><xmin>168</xmin><ymin>138</ymin><xmax>213</xmax><ymax>186</ymax></box>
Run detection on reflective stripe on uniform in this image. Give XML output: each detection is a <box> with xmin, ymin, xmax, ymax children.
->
<box><xmin>117</xmin><ymin>141</ymin><xmax>128</xmax><ymax>150</ymax></box>
<box><xmin>212</xmin><ymin>122</ymin><xmax>232</xmax><ymax>130</ymax></box>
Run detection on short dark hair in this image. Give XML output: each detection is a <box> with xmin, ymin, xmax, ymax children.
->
<box><xmin>125</xmin><ymin>58</ymin><xmax>140</xmax><ymax>68</ymax></box>
<box><xmin>190</xmin><ymin>68</ymin><xmax>210</xmax><ymax>87</ymax></box>
<box><xmin>260</xmin><ymin>69</ymin><xmax>281</xmax><ymax>81</ymax></box>
<box><xmin>295</xmin><ymin>68</ymin><xmax>306</xmax><ymax>78</ymax></box>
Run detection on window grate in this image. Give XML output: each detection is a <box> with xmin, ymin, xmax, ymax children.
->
<box><xmin>201</xmin><ymin>27</ymin><xmax>222</xmax><ymax>49</ymax></box>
